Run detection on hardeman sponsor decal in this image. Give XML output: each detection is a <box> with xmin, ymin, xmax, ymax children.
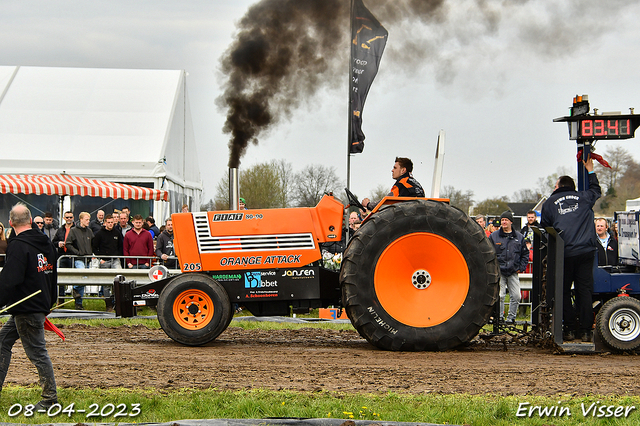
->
<box><xmin>211</xmin><ymin>273</ymin><xmax>242</xmax><ymax>281</ymax></box>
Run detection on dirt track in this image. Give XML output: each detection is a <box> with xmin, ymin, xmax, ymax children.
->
<box><xmin>4</xmin><ymin>324</ymin><xmax>640</xmax><ymax>396</ymax></box>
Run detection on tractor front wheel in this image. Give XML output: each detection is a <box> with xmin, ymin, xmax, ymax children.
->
<box><xmin>158</xmin><ymin>273</ymin><xmax>232</xmax><ymax>346</ymax></box>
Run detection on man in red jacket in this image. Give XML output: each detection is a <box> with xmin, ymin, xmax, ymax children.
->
<box><xmin>123</xmin><ymin>214</ymin><xmax>154</xmax><ymax>269</ymax></box>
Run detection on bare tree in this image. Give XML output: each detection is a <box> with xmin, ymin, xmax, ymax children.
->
<box><xmin>595</xmin><ymin>144</ymin><xmax>630</xmax><ymax>196</ymax></box>
<box><xmin>200</xmin><ymin>198</ymin><xmax>216</xmax><ymax>211</ymax></box>
<box><xmin>271</xmin><ymin>159</ymin><xmax>294</xmax><ymax>208</ymax></box>
<box><xmin>239</xmin><ymin>162</ymin><xmax>286</xmax><ymax>209</ymax></box>
<box><xmin>293</xmin><ymin>164</ymin><xmax>343</xmax><ymax>207</ymax></box>
<box><xmin>512</xmin><ymin>188</ymin><xmax>541</xmax><ymax>203</ymax></box>
<box><xmin>441</xmin><ymin>185</ymin><xmax>475</xmax><ymax>215</ymax></box>
<box><xmin>537</xmin><ymin>166</ymin><xmax>573</xmax><ymax>196</ymax></box>
<box><xmin>596</xmin><ymin>157</ymin><xmax>640</xmax><ymax>215</ymax></box>
<box><xmin>473</xmin><ymin>197</ymin><xmax>510</xmax><ymax>216</ymax></box>
<box><xmin>212</xmin><ymin>160</ymin><xmax>293</xmax><ymax>210</ymax></box>
<box><xmin>369</xmin><ymin>184</ymin><xmax>389</xmax><ymax>203</ymax></box>
<box><xmin>213</xmin><ymin>172</ymin><xmax>230</xmax><ymax>210</ymax></box>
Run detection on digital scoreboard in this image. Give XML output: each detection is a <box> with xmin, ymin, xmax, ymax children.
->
<box><xmin>554</xmin><ymin>96</ymin><xmax>640</xmax><ymax>141</ymax></box>
<box><xmin>555</xmin><ymin>95</ymin><xmax>639</xmax><ymax>192</ymax></box>
<box><xmin>578</xmin><ymin>117</ymin><xmax>637</xmax><ymax>139</ymax></box>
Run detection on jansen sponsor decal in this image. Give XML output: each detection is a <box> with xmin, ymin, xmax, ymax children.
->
<box><xmin>281</xmin><ymin>269</ymin><xmax>315</xmax><ymax>279</ymax></box>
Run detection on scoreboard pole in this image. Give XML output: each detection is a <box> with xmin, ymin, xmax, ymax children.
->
<box><xmin>577</xmin><ymin>141</ymin><xmax>591</xmax><ymax>192</ymax></box>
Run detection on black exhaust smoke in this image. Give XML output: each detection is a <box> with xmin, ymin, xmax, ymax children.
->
<box><xmin>218</xmin><ymin>0</ymin><xmax>349</xmax><ymax>169</ymax></box>
<box><xmin>218</xmin><ymin>0</ymin><xmax>630</xmax><ymax>168</ymax></box>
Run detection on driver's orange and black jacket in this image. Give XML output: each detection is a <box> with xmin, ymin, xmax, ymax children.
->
<box><xmin>368</xmin><ymin>172</ymin><xmax>425</xmax><ymax>211</ymax></box>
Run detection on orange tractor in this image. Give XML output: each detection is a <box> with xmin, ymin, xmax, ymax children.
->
<box><xmin>114</xmin><ymin>192</ymin><xmax>499</xmax><ymax>351</ymax></box>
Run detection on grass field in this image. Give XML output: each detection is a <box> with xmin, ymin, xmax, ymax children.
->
<box><xmin>1</xmin><ymin>306</ymin><xmax>637</xmax><ymax>425</ymax></box>
<box><xmin>1</xmin><ymin>385</ymin><xmax>638</xmax><ymax>425</ymax></box>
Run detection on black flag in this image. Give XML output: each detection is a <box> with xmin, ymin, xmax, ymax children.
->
<box><xmin>350</xmin><ymin>0</ymin><xmax>388</xmax><ymax>154</ymax></box>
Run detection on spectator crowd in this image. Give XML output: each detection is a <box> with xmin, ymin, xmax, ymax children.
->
<box><xmin>24</xmin><ymin>207</ymin><xmax>177</xmax><ymax>310</ymax></box>
<box><xmin>475</xmin><ymin>189</ymin><xmax>621</xmax><ymax>344</ymax></box>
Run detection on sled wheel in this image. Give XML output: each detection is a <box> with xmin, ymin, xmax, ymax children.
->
<box><xmin>158</xmin><ymin>273</ymin><xmax>232</xmax><ymax>346</ymax></box>
<box><xmin>340</xmin><ymin>200</ymin><xmax>499</xmax><ymax>351</ymax></box>
<box><xmin>595</xmin><ymin>297</ymin><xmax>640</xmax><ymax>351</ymax></box>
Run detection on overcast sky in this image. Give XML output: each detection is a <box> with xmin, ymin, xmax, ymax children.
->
<box><xmin>2</xmin><ymin>0</ymin><xmax>640</xmax><ymax>205</ymax></box>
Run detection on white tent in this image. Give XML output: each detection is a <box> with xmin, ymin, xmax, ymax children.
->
<box><xmin>0</xmin><ymin>66</ymin><xmax>202</xmax><ymax>221</ymax></box>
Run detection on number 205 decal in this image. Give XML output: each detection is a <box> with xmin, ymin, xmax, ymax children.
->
<box><xmin>183</xmin><ymin>263</ymin><xmax>202</xmax><ymax>271</ymax></box>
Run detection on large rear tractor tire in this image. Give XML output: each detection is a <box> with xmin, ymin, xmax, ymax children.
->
<box><xmin>340</xmin><ymin>200</ymin><xmax>499</xmax><ymax>351</ymax></box>
<box><xmin>595</xmin><ymin>296</ymin><xmax>640</xmax><ymax>351</ymax></box>
<box><xmin>158</xmin><ymin>273</ymin><xmax>232</xmax><ymax>346</ymax></box>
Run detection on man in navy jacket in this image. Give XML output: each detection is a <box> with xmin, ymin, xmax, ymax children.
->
<box><xmin>490</xmin><ymin>211</ymin><xmax>529</xmax><ymax>323</ymax></box>
<box><xmin>541</xmin><ymin>157</ymin><xmax>601</xmax><ymax>342</ymax></box>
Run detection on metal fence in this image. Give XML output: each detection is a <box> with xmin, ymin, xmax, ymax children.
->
<box><xmin>54</xmin><ymin>254</ymin><xmax>180</xmax><ymax>300</ymax></box>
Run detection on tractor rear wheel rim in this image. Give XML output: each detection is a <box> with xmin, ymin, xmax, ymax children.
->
<box><xmin>173</xmin><ymin>289</ymin><xmax>214</xmax><ymax>330</ymax></box>
<box><xmin>609</xmin><ymin>307</ymin><xmax>640</xmax><ymax>342</ymax></box>
<box><xmin>374</xmin><ymin>232</ymin><xmax>469</xmax><ymax>327</ymax></box>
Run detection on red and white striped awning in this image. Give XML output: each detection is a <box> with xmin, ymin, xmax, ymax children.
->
<box><xmin>0</xmin><ymin>174</ymin><xmax>169</xmax><ymax>201</ymax></box>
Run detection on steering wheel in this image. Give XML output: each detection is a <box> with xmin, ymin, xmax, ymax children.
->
<box><xmin>344</xmin><ymin>187</ymin><xmax>365</xmax><ymax>211</ymax></box>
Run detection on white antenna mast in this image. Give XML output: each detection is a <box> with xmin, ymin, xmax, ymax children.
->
<box><xmin>431</xmin><ymin>130</ymin><xmax>445</xmax><ymax>198</ymax></box>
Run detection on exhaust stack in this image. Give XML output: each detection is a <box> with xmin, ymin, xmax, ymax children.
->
<box><xmin>229</xmin><ymin>168</ymin><xmax>239</xmax><ymax>210</ymax></box>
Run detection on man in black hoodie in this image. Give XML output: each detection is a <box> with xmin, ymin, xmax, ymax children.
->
<box><xmin>92</xmin><ymin>215</ymin><xmax>123</xmax><ymax>268</ymax></box>
<box><xmin>92</xmin><ymin>215</ymin><xmax>123</xmax><ymax>311</ymax></box>
<box><xmin>0</xmin><ymin>203</ymin><xmax>58</xmax><ymax>410</ymax></box>
<box><xmin>520</xmin><ymin>210</ymin><xmax>540</xmax><ymax>243</ymax></box>
<box><xmin>155</xmin><ymin>218</ymin><xmax>176</xmax><ymax>269</ymax></box>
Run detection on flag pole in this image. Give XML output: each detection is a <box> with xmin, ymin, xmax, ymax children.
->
<box><xmin>347</xmin><ymin>0</ymin><xmax>354</xmax><ymax>192</ymax></box>
<box><xmin>0</xmin><ymin>290</ymin><xmax>42</xmax><ymax>315</ymax></box>
<box><xmin>344</xmin><ymin>0</ymin><xmax>356</xmax><ymax>247</ymax></box>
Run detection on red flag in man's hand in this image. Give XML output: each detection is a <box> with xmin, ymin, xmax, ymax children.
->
<box><xmin>44</xmin><ymin>318</ymin><xmax>65</xmax><ymax>341</ymax></box>
<box><xmin>577</xmin><ymin>149</ymin><xmax>612</xmax><ymax>168</ymax></box>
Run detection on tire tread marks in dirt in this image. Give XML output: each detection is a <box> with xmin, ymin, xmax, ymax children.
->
<box><xmin>340</xmin><ymin>199</ymin><xmax>499</xmax><ymax>351</ymax></box>
<box><xmin>157</xmin><ymin>273</ymin><xmax>232</xmax><ymax>346</ymax></box>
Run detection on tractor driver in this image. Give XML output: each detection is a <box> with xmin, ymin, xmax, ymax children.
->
<box><xmin>361</xmin><ymin>157</ymin><xmax>425</xmax><ymax>212</ymax></box>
